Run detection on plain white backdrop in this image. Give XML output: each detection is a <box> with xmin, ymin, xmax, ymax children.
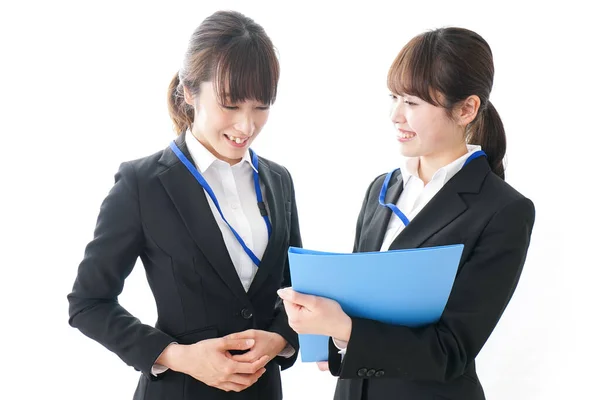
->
<box><xmin>1</xmin><ymin>0</ymin><xmax>598</xmax><ymax>399</ymax></box>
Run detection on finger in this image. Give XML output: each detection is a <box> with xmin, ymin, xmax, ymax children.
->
<box><xmin>231</xmin><ymin>354</ymin><xmax>270</xmax><ymax>374</ymax></box>
<box><xmin>227</xmin><ymin>355</ymin><xmax>271</xmax><ymax>375</ymax></box>
<box><xmin>317</xmin><ymin>361</ymin><xmax>329</xmax><ymax>371</ymax></box>
<box><xmin>215</xmin><ymin>381</ymin><xmax>250</xmax><ymax>393</ymax></box>
<box><xmin>218</xmin><ymin>338</ymin><xmax>255</xmax><ymax>351</ymax></box>
<box><xmin>230</xmin><ymin>349</ymin><xmax>259</xmax><ymax>363</ymax></box>
<box><xmin>226</xmin><ymin>368</ymin><xmax>266</xmax><ymax>387</ymax></box>
<box><xmin>223</xmin><ymin>329</ymin><xmax>256</xmax><ymax>341</ymax></box>
<box><xmin>282</xmin><ymin>299</ymin><xmax>304</xmax><ymax>315</ymax></box>
<box><xmin>278</xmin><ymin>288</ymin><xmax>317</xmax><ymax>309</ymax></box>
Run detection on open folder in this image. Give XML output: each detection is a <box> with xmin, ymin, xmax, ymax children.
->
<box><xmin>287</xmin><ymin>244</ymin><xmax>464</xmax><ymax>362</ymax></box>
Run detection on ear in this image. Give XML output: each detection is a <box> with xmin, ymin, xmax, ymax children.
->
<box><xmin>183</xmin><ymin>85</ymin><xmax>195</xmax><ymax>107</ymax></box>
<box><xmin>455</xmin><ymin>95</ymin><xmax>481</xmax><ymax>126</ymax></box>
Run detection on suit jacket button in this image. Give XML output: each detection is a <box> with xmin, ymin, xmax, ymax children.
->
<box><xmin>375</xmin><ymin>370</ymin><xmax>385</xmax><ymax>377</ymax></box>
<box><xmin>357</xmin><ymin>368</ymin><xmax>367</xmax><ymax>377</ymax></box>
<box><xmin>241</xmin><ymin>308</ymin><xmax>253</xmax><ymax>319</ymax></box>
<box><xmin>366</xmin><ymin>369</ymin><xmax>376</xmax><ymax>377</ymax></box>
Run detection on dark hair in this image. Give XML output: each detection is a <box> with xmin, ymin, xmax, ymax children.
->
<box><xmin>168</xmin><ymin>10</ymin><xmax>279</xmax><ymax>134</ymax></box>
<box><xmin>387</xmin><ymin>27</ymin><xmax>506</xmax><ymax>179</ymax></box>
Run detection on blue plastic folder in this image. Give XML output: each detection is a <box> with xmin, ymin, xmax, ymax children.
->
<box><xmin>287</xmin><ymin>244</ymin><xmax>464</xmax><ymax>362</ymax></box>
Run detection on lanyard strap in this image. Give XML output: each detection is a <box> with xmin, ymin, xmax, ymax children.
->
<box><xmin>379</xmin><ymin>150</ymin><xmax>487</xmax><ymax>227</ymax></box>
<box><xmin>169</xmin><ymin>141</ymin><xmax>271</xmax><ymax>267</ymax></box>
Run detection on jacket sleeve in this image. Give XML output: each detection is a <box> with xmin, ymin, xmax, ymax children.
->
<box><xmin>67</xmin><ymin>162</ymin><xmax>175</xmax><ymax>380</ymax></box>
<box><xmin>268</xmin><ymin>167</ymin><xmax>302</xmax><ymax>370</ymax></box>
<box><xmin>331</xmin><ymin>197</ymin><xmax>535</xmax><ymax>382</ymax></box>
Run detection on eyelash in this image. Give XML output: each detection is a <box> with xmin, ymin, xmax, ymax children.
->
<box><xmin>221</xmin><ymin>105</ymin><xmax>270</xmax><ymax>111</ymax></box>
<box><xmin>389</xmin><ymin>94</ymin><xmax>417</xmax><ymax>106</ymax></box>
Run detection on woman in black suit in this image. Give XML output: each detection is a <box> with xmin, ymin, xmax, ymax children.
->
<box><xmin>67</xmin><ymin>10</ymin><xmax>301</xmax><ymax>400</ymax></box>
<box><xmin>278</xmin><ymin>27</ymin><xmax>535</xmax><ymax>400</ymax></box>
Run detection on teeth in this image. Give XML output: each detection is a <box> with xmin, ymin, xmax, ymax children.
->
<box><xmin>226</xmin><ymin>134</ymin><xmax>247</xmax><ymax>144</ymax></box>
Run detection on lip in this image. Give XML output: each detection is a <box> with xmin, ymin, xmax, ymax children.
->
<box><xmin>396</xmin><ymin>128</ymin><xmax>416</xmax><ymax>143</ymax></box>
<box><xmin>224</xmin><ymin>134</ymin><xmax>250</xmax><ymax>148</ymax></box>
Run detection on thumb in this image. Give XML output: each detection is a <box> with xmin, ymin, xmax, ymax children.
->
<box><xmin>277</xmin><ymin>288</ymin><xmax>315</xmax><ymax>308</ymax></box>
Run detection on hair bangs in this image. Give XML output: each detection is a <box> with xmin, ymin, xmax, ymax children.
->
<box><xmin>213</xmin><ymin>37</ymin><xmax>279</xmax><ymax>106</ymax></box>
<box><xmin>387</xmin><ymin>33</ymin><xmax>444</xmax><ymax>107</ymax></box>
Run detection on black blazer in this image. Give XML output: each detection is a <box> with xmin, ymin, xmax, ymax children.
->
<box><xmin>329</xmin><ymin>157</ymin><xmax>535</xmax><ymax>400</ymax></box>
<box><xmin>67</xmin><ymin>133</ymin><xmax>301</xmax><ymax>400</ymax></box>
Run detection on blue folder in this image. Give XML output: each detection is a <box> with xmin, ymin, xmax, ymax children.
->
<box><xmin>287</xmin><ymin>244</ymin><xmax>464</xmax><ymax>362</ymax></box>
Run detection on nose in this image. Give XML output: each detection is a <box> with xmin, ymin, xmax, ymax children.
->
<box><xmin>233</xmin><ymin>111</ymin><xmax>256</xmax><ymax>137</ymax></box>
<box><xmin>390</xmin><ymin>101</ymin><xmax>406</xmax><ymax>124</ymax></box>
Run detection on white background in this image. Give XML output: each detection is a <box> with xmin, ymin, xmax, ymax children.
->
<box><xmin>1</xmin><ymin>1</ymin><xmax>598</xmax><ymax>399</ymax></box>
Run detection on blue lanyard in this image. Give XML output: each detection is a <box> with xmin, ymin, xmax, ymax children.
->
<box><xmin>379</xmin><ymin>150</ymin><xmax>487</xmax><ymax>227</ymax></box>
<box><xmin>169</xmin><ymin>141</ymin><xmax>272</xmax><ymax>267</ymax></box>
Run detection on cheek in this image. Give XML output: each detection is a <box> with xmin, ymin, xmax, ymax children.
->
<box><xmin>254</xmin><ymin>111</ymin><xmax>270</xmax><ymax>130</ymax></box>
<box><xmin>207</xmin><ymin>111</ymin><xmax>232</xmax><ymax>133</ymax></box>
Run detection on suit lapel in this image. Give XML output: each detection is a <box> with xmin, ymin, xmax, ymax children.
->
<box><xmin>361</xmin><ymin>170</ymin><xmax>404</xmax><ymax>252</ymax></box>
<box><xmin>247</xmin><ymin>159</ymin><xmax>285</xmax><ymax>298</ymax></box>
<box><xmin>157</xmin><ymin>133</ymin><xmax>250</xmax><ymax>305</ymax></box>
<box><xmin>388</xmin><ymin>157</ymin><xmax>491</xmax><ymax>250</ymax></box>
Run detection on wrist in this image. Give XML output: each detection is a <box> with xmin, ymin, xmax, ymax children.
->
<box><xmin>270</xmin><ymin>332</ymin><xmax>287</xmax><ymax>353</ymax></box>
<box><xmin>156</xmin><ymin>343</ymin><xmax>187</xmax><ymax>373</ymax></box>
<box><xmin>333</xmin><ymin>314</ymin><xmax>352</xmax><ymax>343</ymax></box>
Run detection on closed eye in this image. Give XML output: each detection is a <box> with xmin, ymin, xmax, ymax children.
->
<box><xmin>221</xmin><ymin>104</ymin><xmax>238</xmax><ymax>110</ymax></box>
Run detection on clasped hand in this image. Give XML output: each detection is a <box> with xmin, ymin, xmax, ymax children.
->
<box><xmin>178</xmin><ymin>330</ymin><xmax>287</xmax><ymax>392</ymax></box>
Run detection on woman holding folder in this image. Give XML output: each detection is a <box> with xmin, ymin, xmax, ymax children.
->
<box><xmin>276</xmin><ymin>27</ymin><xmax>535</xmax><ymax>399</ymax></box>
<box><xmin>67</xmin><ymin>10</ymin><xmax>301</xmax><ymax>400</ymax></box>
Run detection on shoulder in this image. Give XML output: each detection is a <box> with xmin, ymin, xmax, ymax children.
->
<box><xmin>480</xmin><ymin>173</ymin><xmax>535</xmax><ymax>216</ymax></box>
<box><xmin>112</xmin><ymin>145</ymin><xmax>173</xmax><ymax>188</ymax></box>
<box><xmin>257</xmin><ymin>155</ymin><xmax>293</xmax><ymax>182</ymax></box>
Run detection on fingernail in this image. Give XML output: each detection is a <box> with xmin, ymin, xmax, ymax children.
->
<box><xmin>246</xmin><ymin>339</ymin><xmax>255</xmax><ymax>346</ymax></box>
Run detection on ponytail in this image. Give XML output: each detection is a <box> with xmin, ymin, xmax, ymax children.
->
<box><xmin>468</xmin><ymin>101</ymin><xmax>506</xmax><ymax>180</ymax></box>
<box><xmin>167</xmin><ymin>72</ymin><xmax>195</xmax><ymax>135</ymax></box>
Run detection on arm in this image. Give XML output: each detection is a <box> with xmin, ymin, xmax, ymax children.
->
<box><xmin>67</xmin><ymin>162</ymin><xmax>174</xmax><ymax>380</ymax></box>
<box><xmin>267</xmin><ymin>168</ymin><xmax>302</xmax><ymax>370</ymax></box>
<box><xmin>335</xmin><ymin>197</ymin><xmax>535</xmax><ymax>381</ymax></box>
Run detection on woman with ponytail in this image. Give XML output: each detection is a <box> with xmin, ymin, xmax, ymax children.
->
<box><xmin>68</xmin><ymin>10</ymin><xmax>300</xmax><ymax>400</ymax></box>
<box><xmin>278</xmin><ymin>27</ymin><xmax>535</xmax><ymax>400</ymax></box>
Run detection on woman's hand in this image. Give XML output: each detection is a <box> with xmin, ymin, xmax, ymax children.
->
<box><xmin>224</xmin><ymin>330</ymin><xmax>287</xmax><ymax>363</ymax></box>
<box><xmin>277</xmin><ymin>287</ymin><xmax>352</xmax><ymax>343</ymax></box>
<box><xmin>157</xmin><ymin>338</ymin><xmax>270</xmax><ymax>392</ymax></box>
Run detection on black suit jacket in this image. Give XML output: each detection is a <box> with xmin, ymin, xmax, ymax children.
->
<box><xmin>68</xmin><ymin>133</ymin><xmax>301</xmax><ymax>400</ymax></box>
<box><xmin>329</xmin><ymin>157</ymin><xmax>535</xmax><ymax>400</ymax></box>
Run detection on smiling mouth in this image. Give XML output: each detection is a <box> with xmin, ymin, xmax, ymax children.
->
<box><xmin>398</xmin><ymin>131</ymin><xmax>416</xmax><ymax>139</ymax></box>
<box><xmin>225</xmin><ymin>134</ymin><xmax>250</xmax><ymax>144</ymax></box>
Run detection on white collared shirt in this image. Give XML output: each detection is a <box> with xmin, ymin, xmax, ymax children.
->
<box><xmin>333</xmin><ymin>145</ymin><xmax>482</xmax><ymax>355</ymax></box>
<box><xmin>379</xmin><ymin>145</ymin><xmax>482</xmax><ymax>251</ymax></box>
<box><xmin>151</xmin><ymin>133</ymin><xmax>293</xmax><ymax>376</ymax></box>
<box><xmin>185</xmin><ymin>131</ymin><xmax>269</xmax><ymax>292</ymax></box>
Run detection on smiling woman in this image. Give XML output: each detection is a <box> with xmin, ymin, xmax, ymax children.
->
<box><xmin>278</xmin><ymin>27</ymin><xmax>535</xmax><ymax>400</ymax></box>
<box><xmin>67</xmin><ymin>9</ymin><xmax>302</xmax><ymax>400</ymax></box>
<box><xmin>167</xmin><ymin>10</ymin><xmax>279</xmax><ymax>165</ymax></box>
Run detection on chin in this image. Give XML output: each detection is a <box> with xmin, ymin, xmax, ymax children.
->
<box><xmin>399</xmin><ymin>148</ymin><xmax>418</xmax><ymax>158</ymax></box>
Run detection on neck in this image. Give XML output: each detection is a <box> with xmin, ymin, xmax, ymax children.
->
<box><xmin>417</xmin><ymin>144</ymin><xmax>468</xmax><ymax>185</ymax></box>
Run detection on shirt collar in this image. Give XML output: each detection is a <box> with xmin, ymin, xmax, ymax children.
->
<box><xmin>399</xmin><ymin>144</ymin><xmax>483</xmax><ymax>186</ymax></box>
<box><xmin>184</xmin><ymin>130</ymin><xmax>256</xmax><ymax>173</ymax></box>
